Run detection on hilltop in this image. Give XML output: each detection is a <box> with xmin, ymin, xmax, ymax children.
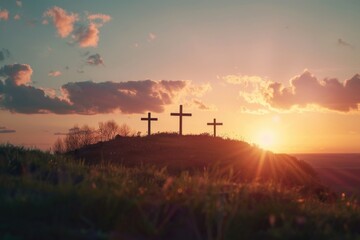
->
<box><xmin>73</xmin><ymin>133</ymin><xmax>318</xmax><ymax>187</ymax></box>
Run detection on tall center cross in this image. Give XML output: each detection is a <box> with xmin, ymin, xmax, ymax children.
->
<box><xmin>170</xmin><ymin>105</ymin><xmax>192</xmax><ymax>135</ymax></box>
<box><xmin>141</xmin><ymin>112</ymin><xmax>158</xmax><ymax>136</ymax></box>
<box><xmin>207</xmin><ymin>118</ymin><xmax>223</xmax><ymax>137</ymax></box>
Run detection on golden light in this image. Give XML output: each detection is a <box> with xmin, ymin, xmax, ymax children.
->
<box><xmin>255</xmin><ymin>129</ymin><xmax>277</xmax><ymax>150</ymax></box>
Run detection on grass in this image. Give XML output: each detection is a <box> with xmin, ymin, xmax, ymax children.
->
<box><xmin>1</xmin><ymin>144</ymin><xmax>360</xmax><ymax>240</ymax></box>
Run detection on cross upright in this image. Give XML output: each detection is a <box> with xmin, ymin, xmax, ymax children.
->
<box><xmin>141</xmin><ymin>112</ymin><xmax>158</xmax><ymax>136</ymax></box>
<box><xmin>170</xmin><ymin>105</ymin><xmax>192</xmax><ymax>135</ymax></box>
<box><xmin>207</xmin><ymin>118</ymin><xmax>223</xmax><ymax>137</ymax></box>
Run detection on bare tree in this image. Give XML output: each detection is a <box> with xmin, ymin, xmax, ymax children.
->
<box><xmin>98</xmin><ymin>120</ymin><xmax>119</xmax><ymax>141</ymax></box>
<box><xmin>65</xmin><ymin>125</ymin><xmax>82</xmax><ymax>151</ymax></box>
<box><xmin>118</xmin><ymin>123</ymin><xmax>131</xmax><ymax>137</ymax></box>
<box><xmin>79</xmin><ymin>125</ymin><xmax>96</xmax><ymax>146</ymax></box>
<box><xmin>53</xmin><ymin>137</ymin><xmax>65</xmax><ymax>154</ymax></box>
<box><xmin>64</xmin><ymin>124</ymin><xmax>97</xmax><ymax>151</ymax></box>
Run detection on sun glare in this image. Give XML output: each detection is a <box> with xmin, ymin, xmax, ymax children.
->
<box><xmin>256</xmin><ymin>130</ymin><xmax>277</xmax><ymax>150</ymax></box>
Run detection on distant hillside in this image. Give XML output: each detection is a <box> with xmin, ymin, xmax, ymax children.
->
<box><xmin>73</xmin><ymin>133</ymin><xmax>318</xmax><ymax>186</ymax></box>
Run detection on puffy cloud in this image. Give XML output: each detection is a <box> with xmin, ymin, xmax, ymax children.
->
<box><xmin>0</xmin><ymin>63</ymin><xmax>189</xmax><ymax>114</ymax></box>
<box><xmin>0</xmin><ymin>64</ymin><xmax>73</xmax><ymax>113</ymax></box>
<box><xmin>86</xmin><ymin>53</ymin><xmax>104</xmax><ymax>66</ymax></box>
<box><xmin>0</xmin><ymin>48</ymin><xmax>11</xmax><ymax>61</ymax></box>
<box><xmin>0</xmin><ymin>64</ymin><xmax>33</xmax><ymax>86</ymax></box>
<box><xmin>61</xmin><ymin>80</ymin><xmax>187</xmax><ymax>114</ymax></box>
<box><xmin>262</xmin><ymin>71</ymin><xmax>360</xmax><ymax>112</ymax></box>
<box><xmin>44</xmin><ymin>6</ymin><xmax>78</xmax><ymax>38</ymax></box>
<box><xmin>0</xmin><ymin>9</ymin><xmax>9</xmax><ymax>21</ymax></box>
<box><xmin>225</xmin><ymin>71</ymin><xmax>360</xmax><ymax>113</ymax></box>
<box><xmin>87</xmin><ymin>13</ymin><xmax>111</xmax><ymax>25</ymax></box>
<box><xmin>1</xmin><ymin>83</ymin><xmax>72</xmax><ymax>114</ymax></box>
<box><xmin>72</xmin><ymin>23</ymin><xmax>99</xmax><ymax>47</ymax></box>
<box><xmin>44</xmin><ymin>7</ymin><xmax>110</xmax><ymax>48</ymax></box>
<box><xmin>48</xmin><ymin>71</ymin><xmax>62</xmax><ymax>77</ymax></box>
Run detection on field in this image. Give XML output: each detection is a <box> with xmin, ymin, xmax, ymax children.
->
<box><xmin>1</xmin><ymin>136</ymin><xmax>360</xmax><ymax>240</ymax></box>
<box><xmin>294</xmin><ymin>154</ymin><xmax>360</xmax><ymax>195</ymax></box>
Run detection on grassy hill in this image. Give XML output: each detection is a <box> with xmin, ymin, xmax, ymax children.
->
<box><xmin>1</xmin><ymin>137</ymin><xmax>360</xmax><ymax>239</ymax></box>
<box><xmin>73</xmin><ymin>133</ymin><xmax>318</xmax><ymax>186</ymax></box>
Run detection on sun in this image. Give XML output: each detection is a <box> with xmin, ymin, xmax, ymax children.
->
<box><xmin>255</xmin><ymin>130</ymin><xmax>277</xmax><ymax>150</ymax></box>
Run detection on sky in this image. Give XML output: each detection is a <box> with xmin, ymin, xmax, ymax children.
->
<box><xmin>0</xmin><ymin>0</ymin><xmax>360</xmax><ymax>153</ymax></box>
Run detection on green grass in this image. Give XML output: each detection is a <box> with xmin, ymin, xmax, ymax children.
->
<box><xmin>1</xmin><ymin>144</ymin><xmax>360</xmax><ymax>240</ymax></box>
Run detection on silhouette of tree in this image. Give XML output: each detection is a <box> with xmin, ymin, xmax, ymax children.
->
<box><xmin>53</xmin><ymin>137</ymin><xmax>65</xmax><ymax>154</ymax></box>
<box><xmin>98</xmin><ymin>120</ymin><xmax>119</xmax><ymax>141</ymax></box>
<box><xmin>118</xmin><ymin>123</ymin><xmax>131</xmax><ymax>137</ymax></box>
<box><xmin>64</xmin><ymin>125</ymin><xmax>96</xmax><ymax>151</ymax></box>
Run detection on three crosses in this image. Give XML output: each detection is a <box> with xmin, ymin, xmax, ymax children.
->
<box><xmin>140</xmin><ymin>104</ymin><xmax>223</xmax><ymax>137</ymax></box>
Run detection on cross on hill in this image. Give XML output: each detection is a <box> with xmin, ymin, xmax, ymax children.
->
<box><xmin>170</xmin><ymin>105</ymin><xmax>192</xmax><ymax>135</ymax></box>
<box><xmin>207</xmin><ymin>118</ymin><xmax>223</xmax><ymax>137</ymax></box>
<box><xmin>141</xmin><ymin>112</ymin><xmax>158</xmax><ymax>136</ymax></box>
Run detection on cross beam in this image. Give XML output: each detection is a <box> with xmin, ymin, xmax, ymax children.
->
<box><xmin>170</xmin><ymin>105</ymin><xmax>192</xmax><ymax>135</ymax></box>
<box><xmin>141</xmin><ymin>112</ymin><xmax>158</xmax><ymax>136</ymax></box>
<box><xmin>207</xmin><ymin>118</ymin><xmax>223</xmax><ymax>137</ymax></box>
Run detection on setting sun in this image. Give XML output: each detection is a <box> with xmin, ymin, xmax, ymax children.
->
<box><xmin>255</xmin><ymin>130</ymin><xmax>277</xmax><ymax>150</ymax></box>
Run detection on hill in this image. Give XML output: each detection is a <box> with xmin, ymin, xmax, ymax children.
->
<box><xmin>1</xmin><ymin>144</ymin><xmax>360</xmax><ymax>240</ymax></box>
<box><xmin>73</xmin><ymin>133</ymin><xmax>318</xmax><ymax>187</ymax></box>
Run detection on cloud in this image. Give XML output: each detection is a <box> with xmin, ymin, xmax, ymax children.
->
<box><xmin>0</xmin><ymin>49</ymin><xmax>11</xmax><ymax>62</ymax></box>
<box><xmin>0</xmin><ymin>64</ymin><xmax>33</xmax><ymax>86</ymax></box>
<box><xmin>0</xmin><ymin>63</ymin><xmax>190</xmax><ymax>114</ymax></box>
<box><xmin>222</xmin><ymin>74</ymin><xmax>269</xmax><ymax>106</ymax></box>
<box><xmin>0</xmin><ymin>127</ymin><xmax>16</xmax><ymax>134</ymax></box>
<box><xmin>191</xmin><ymin>99</ymin><xmax>216</xmax><ymax>111</ymax></box>
<box><xmin>43</xmin><ymin>7</ymin><xmax>110</xmax><ymax>48</ymax></box>
<box><xmin>16</xmin><ymin>0</ymin><xmax>22</xmax><ymax>7</ymax></box>
<box><xmin>44</xmin><ymin>6</ymin><xmax>78</xmax><ymax>38</ymax></box>
<box><xmin>0</xmin><ymin>9</ymin><xmax>9</xmax><ymax>21</ymax></box>
<box><xmin>338</xmin><ymin>38</ymin><xmax>354</xmax><ymax>48</ymax></box>
<box><xmin>72</xmin><ymin>23</ymin><xmax>100</xmax><ymax>47</ymax></box>
<box><xmin>224</xmin><ymin>72</ymin><xmax>360</xmax><ymax>113</ymax></box>
<box><xmin>48</xmin><ymin>71</ymin><xmax>62</xmax><ymax>77</ymax></box>
<box><xmin>261</xmin><ymin>71</ymin><xmax>360</xmax><ymax>112</ymax></box>
<box><xmin>62</xmin><ymin>80</ymin><xmax>187</xmax><ymax>114</ymax></box>
<box><xmin>86</xmin><ymin>53</ymin><xmax>104</xmax><ymax>66</ymax></box>
<box><xmin>186</xmin><ymin>83</ymin><xmax>212</xmax><ymax>97</ymax></box>
<box><xmin>87</xmin><ymin>13</ymin><xmax>111</xmax><ymax>24</ymax></box>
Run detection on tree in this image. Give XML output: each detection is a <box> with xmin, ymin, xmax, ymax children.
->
<box><xmin>98</xmin><ymin>120</ymin><xmax>119</xmax><ymax>141</ymax></box>
<box><xmin>118</xmin><ymin>123</ymin><xmax>131</xmax><ymax>137</ymax></box>
<box><xmin>53</xmin><ymin>137</ymin><xmax>65</xmax><ymax>154</ymax></box>
<box><xmin>64</xmin><ymin>124</ymin><xmax>96</xmax><ymax>151</ymax></box>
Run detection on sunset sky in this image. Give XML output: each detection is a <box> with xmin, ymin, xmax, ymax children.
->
<box><xmin>0</xmin><ymin>0</ymin><xmax>360</xmax><ymax>153</ymax></box>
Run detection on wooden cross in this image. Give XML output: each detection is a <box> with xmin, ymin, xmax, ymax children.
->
<box><xmin>170</xmin><ymin>105</ymin><xmax>192</xmax><ymax>135</ymax></box>
<box><xmin>141</xmin><ymin>112</ymin><xmax>158</xmax><ymax>136</ymax></box>
<box><xmin>207</xmin><ymin>118</ymin><xmax>223</xmax><ymax>137</ymax></box>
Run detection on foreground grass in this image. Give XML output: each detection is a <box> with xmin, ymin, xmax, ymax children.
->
<box><xmin>0</xmin><ymin>145</ymin><xmax>360</xmax><ymax>240</ymax></box>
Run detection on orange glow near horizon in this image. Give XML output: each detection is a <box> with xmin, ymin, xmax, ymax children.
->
<box><xmin>254</xmin><ymin>129</ymin><xmax>278</xmax><ymax>151</ymax></box>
